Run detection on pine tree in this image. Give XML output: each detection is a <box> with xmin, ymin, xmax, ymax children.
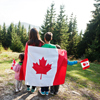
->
<box><xmin>28</xmin><ymin>25</ymin><xmax>31</xmax><ymax>37</ymax></box>
<box><xmin>10</xmin><ymin>32</ymin><xmax>23</xmax><ymax>52</ymax></box>
<box><xmin>55</xmin><ymin>5</ymin><xmax>69</xmax><ymax>46</ymax></box>
<box><xmin>68</xmin><ymin>13</ymin><xmax>73</xmax><ymax>33</ymax></box>
<box><xmin>0</xmin><ymin>25</ymin><xmax>2</xmax><ymax>51</ymax></box>
<box><xmin>67</xmin><ymin>14</ymin><xmax>79</xmax><ymax>55</ymax></box>
<box><xmin>15</xmin><ymin>25</ymin><xmax>17</xmax><ymax>33</ymax></box>
<box><xmin>40</xmin><ymin>3</ymin><xmax>56</xmax><ymax>43</ymax></box>
<box><xmin>77</xmin><ymin>0</ymin><xmax>100</xmax><ymax>61</ymax></box>
<box><xmin>2</xmin><ymin>23</ymin><xmax>7</xmax><ymax>48</ymax></box>
<box><xmin>40</xmin><ymin>9</ymin><xmax>50</xmax><ymax>40</ymax></box>
<box><xmin>17</xmin><ymin>21</ymin><xmax>22</xmax><ymax>38</ymax></box>
<box><xmin>78</xmin><ymin>30</ymin><xmax>83</xmax><ymax>41</ymax></box>
<box><xmin>0</xmin><ymin>25</ymin><xmax>2</xmax><ymax>43</ymax></box>
<box><xmin>49</xmin><ymin>3</ymin><xmax>56</xmax><ymax>32</ymax></box>
<box><xmin>6</xmin><ymin>23</ymin><xmax>15</xmax><ymax>48</ymax></box>
<box><xmin>21</xmin><ymin>25</ymin><xmax>28</xmax><ymax>46</ymax></box>
<box><xmin>49</xmin><ymin>3</ymin><xmax>56</xmax><ymax>44</ymax></box>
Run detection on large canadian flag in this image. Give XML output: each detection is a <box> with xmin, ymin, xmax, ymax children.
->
<box><xmin>20</xmin><ymin>43</ymin><xmax>67</xmax><ymax>87</ymax></box>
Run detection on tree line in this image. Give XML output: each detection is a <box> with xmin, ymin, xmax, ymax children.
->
<box><xmin>40</xmin><ymin>4</ymin><xmax>82</xmax><ymax>57</ymax></box>
<box><xmin>0</xmin><ymin>0</ymin><xmax>100</xmax><ymax>62</ymax></box>
<box><xmin>0</xmin><ymin>22</ymin><xmax>30</xmax><ymax>52</ymax></box>
<box><xmin>77</xmin><ymin>0</ymin><xmax>100</xmax><ymax>62</ymax></box>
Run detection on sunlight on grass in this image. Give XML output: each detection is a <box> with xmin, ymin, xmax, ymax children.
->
<box><xmin>0</xmin><ymin>51</ymin><xmax>100</xmax><ymax>94</ymax></box>
<box><xmin>86</xmin><ymin>69</ymin><xmax>94</xmax><ymax>73</ymax></box>
<box><xmin>67</xmin><ymin>70</ymin><xmax>89</xmax><ymax>81</ymax></box>
<box><xmin>0</xmin><ymin>63</ymin><xmax>12</xmax><ymax>70</ymax></box>
<box><xmin>0</xmin><ymin>52</ymin><xmax>19</xmax><ymax>81</ymax></box>
<box><xmin>72</xmin><ymin>64</ymin><xmax>77</xmax><ymax>67</ymax></box>
<box><xmin>66</xmin><ymin>63</ymin><xmax>100</xmax><ymax>91</ymax></box>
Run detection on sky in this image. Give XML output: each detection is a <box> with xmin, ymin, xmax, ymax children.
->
<box><xmin>0</xmin><ymin>0</ymin><xmax>95</xmax><ymax>32</ymax></box>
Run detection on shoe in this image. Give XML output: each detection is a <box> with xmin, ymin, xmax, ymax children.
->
<box><xmin>27</xmin><ymin>87</ymin><xmax>30</xmax><ymax>91</ymax></box>
<box><xmin>31</xmin><ymin>88</ymin><xmax>36</xmax><ymax>93</ymax></box>
<box><xmin>54</xmin><ymin>92</ymin><xmax>58</xmax><ymax>95</ymax></box>
<box><xmin>19</xmin><ymin>87</ymin><xmax>22</xmax><ymax>91</ymax></box>
<box><xmin>50</xmin><ymin>92</ymin><xmax>54</xmax><ymax>95</ymax></box>
<box><xmin>45</xmin><ymin>91</ymin><xmax>49</xmax><ymax>95</ymax></box>
<box><xmin>39</xmin><ymin>89</ymin><xmax>45</xmax><ymax>95</ymax></box>
<box><xmin>15</xmin><ymin>89</ymin><xmax>19</xmax><ymax>93</ymax></box>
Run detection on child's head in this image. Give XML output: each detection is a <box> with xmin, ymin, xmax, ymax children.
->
<box><xmin>19</xmin><ymin>53</ymin><xmax>24</xmax><ymax>62</ymax></box>
<box><xmin>56</xmin><ymin>44</ymin><xmax>61</xmax><ymax>49</ymax></box>
<box><xmin>29</xmin><ymin>28</ymin><xmax>40</xmax><ymax>41</ymax></box>
<box><xmin>28</xmin><ymin>28</ymin><xmax>44</xmax><ymax>46</ymax></box>
<box><xmin>44</xmin><ymin>32</ymin><xmax>53</xmax><ymax>42</ymax></box>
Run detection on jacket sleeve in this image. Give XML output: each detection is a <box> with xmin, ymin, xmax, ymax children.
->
<box><xmin>67</xmin><ymin>60</ymin><xmax>78</xmax><ymax>65</ymax></box>
<box><xmin>13</xmin><ymin>64</ymin><xmax>20</xmax><ymax>72</ymax></box>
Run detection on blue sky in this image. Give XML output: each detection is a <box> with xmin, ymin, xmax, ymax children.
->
<box><xmin>0</xmin><ymin>0</ymin><xmax>95</xmax><ymax>32</ymax></box>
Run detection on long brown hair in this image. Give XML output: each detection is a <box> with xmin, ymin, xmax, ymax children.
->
<box><xmin>27</xmin><ymin>28</ymin><xmax>44</xmax><ymax>46</ymax></box>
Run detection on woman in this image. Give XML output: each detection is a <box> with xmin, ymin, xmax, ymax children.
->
<box><xmin>26</xmin><ymin>28</ymin><xmax>44</xmax><ymax>93</ymax></box>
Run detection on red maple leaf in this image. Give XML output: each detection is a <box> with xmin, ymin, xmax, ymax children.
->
<box><xmin>83</xmin><ymin>63</ymin><xmax>86</xmax><ymax>66</ymax></box>
<box><xmin>32</xmin><ymin>57</ymin><xmax>52</xmax><ymax>80</ymax></box>
<box><xmin>83</xmin><ymin>62</ymin><xmax>88</xmax><ymax>66</ymax></box>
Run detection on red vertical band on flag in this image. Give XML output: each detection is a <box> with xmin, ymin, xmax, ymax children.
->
<box><xmin>20</xmin><ymin>43</ymin><xmax>28</xmax><ymax>80</ymax></box>
<box><xmin>83</xmin><ymin>66</ymin><xmax>90</xmax><ymax>70</ymax></box>
<box><xmin>53</xmin><ymin>49</ymin><xmax>67</xmax><ymax>85</ymax></box>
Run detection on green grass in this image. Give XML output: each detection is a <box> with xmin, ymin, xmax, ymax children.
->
<box><xmin>0</xmin><ymin>51</ymin><xmax>100</xmax><ymax>93</ymax></box>
<box><xmin>0</xmin><ymin>51</ymin><xmax>19</xmax><ymax>76</ymax></box>
<box><xmin>7</xmin><ymin>82</ymin><xmax>14</xmax><ymax>86</ymax></box>
<box><xmin>66</xmin><ymin>63</ymin><xmax>100</xmax><ymax>91</ymax></box>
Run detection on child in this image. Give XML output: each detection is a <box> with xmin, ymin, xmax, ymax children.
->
<box><xmin>13</xmin><ymin>53</ymin><xmax>24</xmax><ymax>93</ymax></box>
<box><xmin>26</xmin><ymin>28</ymin><xmax>44</xmax><ymax>93</ymax></box>
<box><xmin>50</xmin><ymin>44</ymin><xmax>80</xmax><ymax>95</ymax></box>
<box><xmin>39</xmin><ymin>32</ymin><xmax>56</xmax><ymax>95</ymax></box>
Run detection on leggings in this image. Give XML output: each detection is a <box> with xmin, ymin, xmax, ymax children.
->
<box><xmin>16</xmin><ymin>80</ymin><xmax>22</xmax><ymax>90</ymax></box>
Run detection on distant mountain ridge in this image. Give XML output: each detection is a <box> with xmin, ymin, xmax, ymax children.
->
<box><xmin>16</xmin><ymin>22</ymin><xmax>40</xmax><ymax>32</ymax></box>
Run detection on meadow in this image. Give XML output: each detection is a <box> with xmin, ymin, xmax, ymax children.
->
<box><xmin>0</xmin><ymin>51</ymin><xmax>100</xmax><ymax>100</ymax></box>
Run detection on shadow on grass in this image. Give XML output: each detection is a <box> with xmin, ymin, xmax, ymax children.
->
<box><xmin>66</xmin><ymin>63</ymin><xmax>100</xmax><ymax>89</ymax></box>
<box><xmin>80</xmin><ymin>90</ymin><xmax>98</xmax><ymax>100</ymax></box>
<box><xmin>13</xmin><ymin>91</ymin><xmax>64</xmax><ymax>100</ymax></box>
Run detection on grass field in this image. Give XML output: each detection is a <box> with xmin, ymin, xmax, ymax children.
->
<box><xmin>66</xmin><ymin>62</ymin><xmax>100</xmax><ymax>91</ymax></box>
<box><xmin>0</xmin><ymin>51</ymin><xmax>100</xmax><ymax>100</ymax></box>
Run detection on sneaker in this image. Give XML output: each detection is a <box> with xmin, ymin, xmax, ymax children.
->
<box><xmin>39</xmin><ymin>89</ymin><xmax>45</xmax><ymax>95</ymax></box>
<box><xmin>54</xmin><ymin>92</ymin><xmax>58</xmax><ymax>95</ymax></box>
<box><xmin>45</xmin><ymin>91</ymin><xmax>49</xmax><ymax>95</ymax></box>
<box><xmin>19</xmin><ymin>87</ymin><xmax>22</xmax><ymax>91</ymax></box>
<box><xmin>27</xmin><ymin>87</ymin><xmax>30</xmax><ymax>91</ymax></box>
<box><xmin>50</xmin><ymin>92</ymin><xmax>54</xmax><ymax>95</ymax></box>
<box><xmin>31</xmin><ymin>88</ymin><xmax>36</xmax><ymax>93</ymax></box>
<box><xmin>15</xmin><ymin>89</ymin><xmax>19</xmax><ymax>93</ymax></box>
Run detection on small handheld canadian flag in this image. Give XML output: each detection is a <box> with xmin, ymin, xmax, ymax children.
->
<box><xmin>11</xmin><ymin>59</ymin><xmax>16</xmax><ymax>70</ymax></box>
<box><xmin>80</xmin><ymin>58</ymin><xmax>90</xmax><ymax>70</ymax></box>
